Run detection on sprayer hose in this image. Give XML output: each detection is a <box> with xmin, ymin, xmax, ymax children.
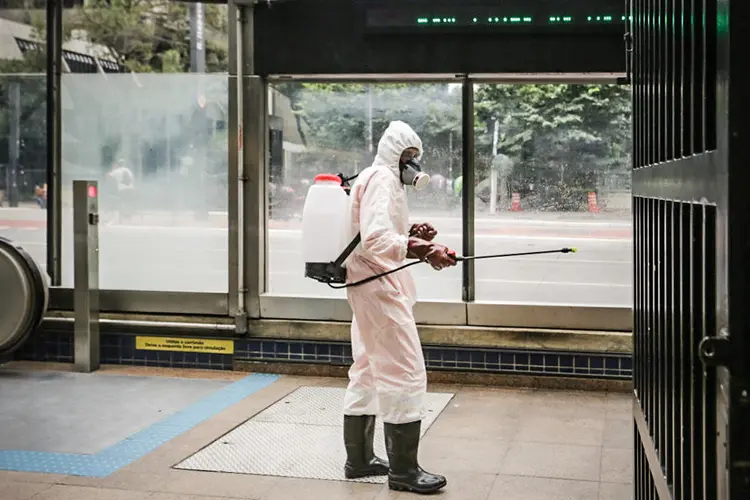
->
<box><xmin>326</xmin><ymin>247</ymin><xmax>577</xmax><ymax>289</ymax></box>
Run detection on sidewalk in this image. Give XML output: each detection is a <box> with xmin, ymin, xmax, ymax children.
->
<box><xmin>1</xmin><ymin>206</ymin><xmax>633</xmax><ymax>235</ymax></box>
<box><xmin>0</xmin><ymin>362</ymin><xmax>633</xmax><ymax>500</ymax></box>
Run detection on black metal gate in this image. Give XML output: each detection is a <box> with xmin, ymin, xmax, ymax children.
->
<box><xmin>631</xmin><ymin>0</ymin><xmax>750</xmax><ymax>498</ymax></box>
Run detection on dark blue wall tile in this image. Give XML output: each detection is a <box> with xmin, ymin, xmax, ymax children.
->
<box><xmin>514</xmin><ymin>353</ymin><xmax>530</xmax><ymax>368</ymax></box>
<box><xmin>303</xmin><ymin>344</ymin><xmax>316</xmax><ymax>356</ymax></box>
<box><xmin>470</xmin><ymin>351</ymin><xmax>485</xmax><ymax>367</ymax></box>
<box><xmin>262</xmin><ymin>341</ymin><xmax>278</xmax><ymax>355</ymax></box>
<box><xmin>530</xmin><ymin>354</ymin><xmax>544</xmax><ymax>368</ymax></box>
<box><xmin>621</xmin><ymin>356</ymin><xmax>633</xmax><ymax>370</ymax></box>
<box><xmin>545</xmin><ymin>354</ymin><xmax>560</xmax><ymax>369</ymax></box>
<box><xmin>18</xmin><ymin>330</ymin><xmax>633</xmax><ymax>380</ymax></box>
<box><xmin>574</xmin><ymin>356</ymin><xmax>589</xmax><ymax>370</ymax></box>
<box><xmin>275</xmin><ymin>342</ymin><xmax>290</xmax><ymax>357</ymax></box>
<box><xmin>485</xmin><ymin>352</ymin><xmax>499</xmax><ymax>365</ymax></box>
<box><xmin>559</xmin><ymin>354</ymin><xmax>574</xmax><ymax>368</ymax></box>
<box><xmin>425</xmin><ymin>349</ymin><xmax>440</xmax><ymax>362</ymax></box>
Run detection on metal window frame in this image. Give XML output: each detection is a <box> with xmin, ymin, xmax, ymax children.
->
<box><xmin>266</xmin><ymin>73</ymin><xmax>626</xmax><ymax>84</ymax></box>
<box><xmin>41</xmin><ymin>2</ymin><xmax>633</xmax><ymax>333</ymax></box>
<box><xmin>254</xmin><ymin>73</ymin><xmax>632</xmax><ymax>332</ymax></box>
<box><xmin>47</xmin><ymin>0</ymin><xmax>63</xmax><ymax>286</ymax></box>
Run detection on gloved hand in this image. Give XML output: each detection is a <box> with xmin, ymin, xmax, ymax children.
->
<box><xmin>407</xmin><ymin>237</ymin><xmax>458</xmax><ymax>270</ymax></box>
<box><xmin>409</xmin><ymin>222</ymin><xmax>437</xmax><ymax>241</ymax></box>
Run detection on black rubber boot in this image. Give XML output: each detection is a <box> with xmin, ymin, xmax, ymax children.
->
<box><xmin>384</xmin><ymin>420</ymin><xmax>447</xmax><ymax>494</ymax></box>
<box><xmin>343</xmin><ymin>415</ymin><xmax>389</xmax><ymax>479</ymax></box>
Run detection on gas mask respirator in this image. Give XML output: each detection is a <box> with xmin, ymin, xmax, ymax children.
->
<box><xmin>399</xmin><ymin>158</ymin><xmax>430</xmax><ymax>191</ymax></box>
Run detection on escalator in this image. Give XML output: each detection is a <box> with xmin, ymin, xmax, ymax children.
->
<box><xmin>0</xmin><ymin>236</ymin><xmax>49</xmax><ymax>356</ymax></box>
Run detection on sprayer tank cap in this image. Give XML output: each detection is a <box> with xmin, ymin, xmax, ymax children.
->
<box><xmin>314</xmin><ymin>174</ymin><xmax>342</xmax><ymax>184</ymax></box>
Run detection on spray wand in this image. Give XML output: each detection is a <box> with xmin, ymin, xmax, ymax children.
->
<box><xmin>448</xmin><ymin>247</ymin><xmax>577</xmax><ymax>262</ymax></box>
<box><xmin>326</xmin><ymin>247</ymin><xmax>578</xmax><ymax>289</ymax></box>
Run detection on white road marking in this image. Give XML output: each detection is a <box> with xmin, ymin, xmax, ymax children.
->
<box><xmin>12</xmin><ymin>224</ymin><xmax>631</xmax><ymax>242</ymax></box>
<box><xmin>426</xmin><ymin>216</ymin><xmax>632</xmax><ymax>228</ymax></box>
<box><xmin>268</xmin><ymin>271</ymin><xmax>631</xmax><ymax>288</ymax></box>
<box><xmin>268</xmin><ymin>229</ymin><xmax>629</xmax><ymax>243</ymax></box>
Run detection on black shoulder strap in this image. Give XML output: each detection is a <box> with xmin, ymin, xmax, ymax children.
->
<box><xmin>330</xmin><ymin>171</ymin><xmax>361</xmax><ymax>267</ymax></box>
<box><xmin>332</xmin><ymin>232</ymin><xmax>361</xmax><ymax>267</ymax></box>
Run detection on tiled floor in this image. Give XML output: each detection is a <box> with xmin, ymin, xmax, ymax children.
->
<box><xmin>0</xmin><ymin>363</ymin><xmax>633</xmax><ymax>500</ymax></box>
<box><xmin>0</xmin><ymin>368</ymin><xmax>233</xmax><ymax>454</ymax></box>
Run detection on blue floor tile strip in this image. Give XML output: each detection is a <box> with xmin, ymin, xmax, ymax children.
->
<box><xmin>0</xmin><ymin>373</ymin><xmax>280</xmax><ymax>477</ymax></box>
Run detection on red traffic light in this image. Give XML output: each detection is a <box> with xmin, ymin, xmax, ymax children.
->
<box><xmin>88</xmin><ymin>185</ymin><xmax>97</xmax><ymax>198</ymax></box>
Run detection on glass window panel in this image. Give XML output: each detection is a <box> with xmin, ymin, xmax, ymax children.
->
<box><xmin>268</xmin><ymin>82</ymin><xmax>463</xmax><ymax>301</ymax></box>
<box><xmin>472</xmin><ymin>83</ymin><xmax>632</xmax><ymax>306</ymax></box>
<box><xmin>58</xmin><ymin>2</ymin><xmax>229</xmax><ymax>292</ymax></box>
<box><xmin>0</xmin><ymin>8</ymin><xmax>48</xmax><ymax>273</ymax></box>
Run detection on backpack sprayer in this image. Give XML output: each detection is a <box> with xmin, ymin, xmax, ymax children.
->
<box><xmin>301</xmin><ymin>170</ymin><xmax>578</xmax><ymax>290</ymax></box>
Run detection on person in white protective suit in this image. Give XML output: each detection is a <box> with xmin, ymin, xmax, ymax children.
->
<box><xmin>342</xmin><ymin>121</ymin><xmax>457</xmax><ymax>494</ymax></box>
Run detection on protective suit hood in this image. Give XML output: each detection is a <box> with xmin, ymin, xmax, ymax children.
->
<box><xmin>372</xmin><ymin>120</ymin><xmax>424</xmax><ymax>178</ymax></box>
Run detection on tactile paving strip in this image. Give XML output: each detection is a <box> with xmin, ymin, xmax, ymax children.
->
<box><xmin>174</xmin><ymin>386</ymin><xmax>454</xmax><ymax>483</ymax></box>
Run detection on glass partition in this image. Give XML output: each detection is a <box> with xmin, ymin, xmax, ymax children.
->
<box><xmin>267</xmin><ymin>82</ymin><xmax>463</xmax><ymax>301</ymax></box>
<box><xmin>57</xmin><ymin>1</ymin><xmax>229</xmax><ymax>292</ymax></box>
<box><xmin>0</xmin><ymin>7</ymin><xmax>48</xmax><ymax>273</ymax></box>
<box><xmin>472</xmin><ymin>83</ymin><xmax>633</xmax><ymax>307</ymax></box>
<box><xmin>59</xmin><ymin>74</ymin><xmax>229</xmax><ymax>292</ymax></box>
<box><xmin>2</xmin><ymin>0</ymin><xmax>636</xmax><ymax>329</ymax></box>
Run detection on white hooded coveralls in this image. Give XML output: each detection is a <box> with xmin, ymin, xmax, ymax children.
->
<box><xmin>342</xmin><ymin>121</ymin><xmax>427</xmax><ymax>425</ymax></box>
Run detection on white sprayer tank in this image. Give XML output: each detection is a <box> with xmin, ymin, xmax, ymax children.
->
<box><xmin>302</xmin><ymin>174</ymin><xmax>351</xmax><ymax>279</ymax></box>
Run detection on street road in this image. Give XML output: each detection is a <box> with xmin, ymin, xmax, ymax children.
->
<box><xmin>0</xmin><ymin>209</ymin><xmax>633</xmax><ymax>307</ymax></box>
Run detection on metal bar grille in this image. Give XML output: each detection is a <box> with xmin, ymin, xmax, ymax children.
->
<box><xmin>632</xmin><ymin>0</ymin><xmax>720</xmax><ymax>495</ymax></box>
<box><xmin>633</xmin><ymin>0</ymin><xmax>716</xmax><ymax>171</ymax></box>
<box><xmin>633</xmin><ymin>199</ymin><xmax>717</xmax><ymax>500</ymax></box>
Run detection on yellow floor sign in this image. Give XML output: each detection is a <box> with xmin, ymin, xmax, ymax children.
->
<box><xmin>135</xmin><ymin>336</ymin><xmax>234</xmax><ymax>354</ymax></box>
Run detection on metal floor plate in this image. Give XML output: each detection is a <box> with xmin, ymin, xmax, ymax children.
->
<box><xmin>174</xmin><ymin>386</ymin><xmax>454</xmax><ymax>483</ymax></box>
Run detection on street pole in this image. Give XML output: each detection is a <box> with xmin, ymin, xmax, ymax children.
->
<box><xmin>190</xmin><ymin>2</ymin><xmax>207</xmax><ymax>219</ymax></box>
<box><xmin>8</xmin><ymin>80</ymin><xmax>21</xmax><ymax>208</ymax></box>
<box><xmin>190</xmin><ymin>2</ymin><xmax>206</xmax><ymax>73</ymax></box>
<box><xmin>489</xmin><ymin>118</ymin><xmax>499</xmax><ymax>214</ymax></box>
<box><xmin>448</xmin><ymin>131</ymin><xmax>453</xmax><ymax>179</ymax></box>
<box><xmin>365</xmin><ymin>84</ymin><xmax>373</xmax><ymax>159</ymax></box>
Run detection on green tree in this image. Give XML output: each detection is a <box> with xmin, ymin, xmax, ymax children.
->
<box><xmin>274</xmin><ymin>82</ymin><xmax>462</xmax><ymax>177</ymax></box>
<box><xmin>0</xmin><ymin>1</ymin><xmax>228</xmax><ymax>74</ymax></box>
<box><xmin>273</xmin><ymin>81</ymin><xmax>631</xmax><ymax>206</ymax></box>
<box><xmin>475</xmin><ymin>83</ymin><xmax>631</xmax><ymax>209</ymax></box>
<box><xmin>69</xmin><ymin>0</ymin><xmax>228</xmax><ymax>73</ymax></box>
<box><xmin>0</xmin><ymin>1</ymin><xmax>232</xmax><ymax>204</ymax></box>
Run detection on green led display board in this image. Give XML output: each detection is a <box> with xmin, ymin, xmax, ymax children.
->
<box><xmin>366</xmin><ymin>4</ymin><xmax>629</xmax><ymax>33</ymax></box>
<box><xmin>413</xmin><ymin>14</ymin><xmax>631</xmax><ymax>26</ymax></box>
<box><xmin>253</xmin><ymin>0</ymin><xmax>627</xmax><ymax>75</ymax></box>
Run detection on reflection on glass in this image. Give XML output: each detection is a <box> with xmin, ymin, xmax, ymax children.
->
<box><xmin>0</xmin><ymin>9</ymin><xmax>48</xmax><ymax>274</ymax></box>
<box><xmin>59</xmin><ymin>74</ymin><xmax>229</xmax><ymax>292</ymax></box>
<box><xmin>268</xmin><ymin>83</ymin><xmax>463</xmax><ymax>301</ymax></box>
<box><xmin>472</xmin><ymin>84</ymin><xmax>633</xmax><ymax>306</ymax></box>
<box><xmin>55</xmin><ymin>0</ymin><xmax>229</xmax><ymax>292</ymax></box>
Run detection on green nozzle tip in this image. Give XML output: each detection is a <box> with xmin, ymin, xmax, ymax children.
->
<box><xmin>571</xmin><ymin>247</ymin><xmax>578</xmax><ymax>253</ymax></box>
